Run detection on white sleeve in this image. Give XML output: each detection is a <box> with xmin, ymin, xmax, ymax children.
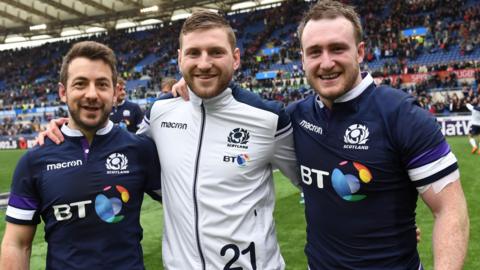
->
<box><xmin>466</xmin><ymin>103</ymin><xmax>473</xmax><ymax>112</ymax></box>
<box><xmin>136</xmin><ymin>116</ymin><xmax>153</xmax><ymax>138</ymax></box>
<box><xmin>272</xmin><ymin>126</ymin><xmax>301</xmax><ymax>189</ymax></box>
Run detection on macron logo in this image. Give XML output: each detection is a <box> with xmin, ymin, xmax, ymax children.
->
<box><xmin>47</xmin><ymin>160</ymin><xmax>83</xmax><ymax>171</ymax></box>
<box><xmin>161</xmin><ymin>121</ymin><xmax>188</xmax><ymax>130</ymax></box>
<box><xmin>300</xmin><ymin>120</ymin><xmax>323</xmax><ymax>135</ymax></box>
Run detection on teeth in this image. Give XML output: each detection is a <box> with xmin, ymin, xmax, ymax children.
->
<box><xmin>321</xmin><ymin>73</ymin><xmax>339</xmax><ymax>79</ymax></box>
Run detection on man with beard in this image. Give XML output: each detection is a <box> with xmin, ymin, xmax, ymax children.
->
<box><xmin>136</xmin><ymin>10</ymin><xmax>299</xmax><ymax>269</ymax></box>
<box><xmin>287</xmin><ymin>1</ymin><xmax>469</xmax><ymax>269</ymax></box>
<box><xmin>37</xmin><ymin>11</ymin><xmax>299</xmax><ymax>269</ymax></box>
<box><xmin>1</xmin><ymin>41</ymin><xmax>161</xmax><ymax>270</ymax></box>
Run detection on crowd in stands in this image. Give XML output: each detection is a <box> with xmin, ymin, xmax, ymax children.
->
<box><xmin>1</xmin><ymin>0</ymin><xmax>480</xmax><ymax>137</ymax></box>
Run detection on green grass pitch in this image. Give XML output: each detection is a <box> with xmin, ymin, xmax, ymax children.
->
<box><xmin>0</xmin><ymin>136</ymin><xmax>478</xmax><ymax>269</ymax></box>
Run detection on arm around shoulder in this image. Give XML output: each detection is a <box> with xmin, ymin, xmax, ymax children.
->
<box><xmin>420</xmin><ymin>179</ymin><xmax>469</xmax><ymax>270</ymax></box>
<box><xmin>1</xmin><ymin>222</ymin><xmax>36</xmax><ymax>270</ymax></box>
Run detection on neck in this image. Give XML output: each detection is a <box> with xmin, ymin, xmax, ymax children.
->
<box><xmin>67</xmin><ymin>117</ymin><xmax>106</xmax><ymax>144</ymax></box>
<box><xmin>321</xmin><ymin>97</ymin><xmax>333</xmax><ymax>109</ymax></box>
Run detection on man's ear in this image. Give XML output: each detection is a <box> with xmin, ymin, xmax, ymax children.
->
<box><xmin>113</xmin><ymin>82</ymin><xmax>118</xmax><ymax>106</ymax></box>
<box><xmin>357</xmin><ymin>41</ymin><xmax>365</xmax><ymax>64</ymax></box>
<box><xmin>233</xmin><ymin>48</ymin><xmax>241</xmax><ymax>71</ymax></box>
<box><xmin>58</xmin><ymin>83</ymin><xmax>67</xmax><ymax>103</ymax></box>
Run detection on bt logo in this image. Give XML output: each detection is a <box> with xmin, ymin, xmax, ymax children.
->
<box><xmin>332</xmin><ymin>161</ymin><xmax>372</xmax><ymax>201</ymax></box>
<box><xmin>95</xmin><ymin>185</ymin><xmax>130</xmax><ymax>223</ymax></box>
<box><xmin>52</xmin><ymin>185</ymin><xmax>130</xmax><ymax>223</ymax></box>
<box><xmin>223</xmin><ymin>154</ymin><xmax>250</xmax><ymax>167</ymax></box>
<box><xmin>53</xmin><ymin>201</ymin><xmax>92</xmax><ymax>221</ymax></box>
<box><xmin>300</xmin><ymin>161</ymin><xmax>373</xmax><ymax>202</ymax></box>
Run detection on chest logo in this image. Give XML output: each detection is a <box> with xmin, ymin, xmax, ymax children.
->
<box><xmin>95</xmin><ymin>185</ymin><xmax>130</xmax><ymax>223</ymax></box>
<box><xmin>106</xmin><ymin>153</ymin><xmax>129</xmax><ymax>174</ymax></box>
<box><xmin>299</xmin><ymin>120</ymin><xmax>323</xmax><ymax>135</ymax></box>
<box><xmin>332</xmin><ymin>161</ymin><xmax>372</xmax><ymax>202</ymax></box>
<box><xmin>46</xmin><ymin>159</ymin><xmax>83</xmax><ymax>171</ymax></box>
<box><xmin>227</xmin><ymin>128</ymin><xmax>249</xmax><ymax>149</ymax></box>
<box><xmin>344</xmin><ymin>124</ymin><xmax>369</xmax><ymax>150</ymax></box>
<box><xmin>223</xmin><ymin>153</ymin><xmax>250</xmax><ymax>167</ymax></box>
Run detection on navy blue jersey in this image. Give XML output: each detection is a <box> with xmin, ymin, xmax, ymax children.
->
<box><xmin>287</xmin><ymin>74</ymin><xmax>458</xmax><ymax>270</ymax></box>
<box><xmin>6</xmin><ymin>121</ymin><xmax>161</xmax><ymax>270</ymax></box>
<box><xmin>110</xmin><ymin>100</ymin><xmax>144</xmax><ymax>133</ymax></box>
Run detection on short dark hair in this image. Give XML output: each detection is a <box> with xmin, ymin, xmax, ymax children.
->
<box><xmin>161</xmin><ymin>77</ymin><xmax>177</xmax><ymax>90</ymax></box>
<box><xmin>117</xmin><ymin>76</ymin><xmax>125</xmax><ymax>85</ymax></box>
<box><xmin>59</xmin><ymin>41</ymin><xmax>117</xmax><ymax>87</ymax></box>
<box><xmin>179</xmin><ymin>10</ymin><xmax>236</xmax><ymax>51</ymax></box>
<box><xmin>297</xmin><ymin>0</ymin><xmax>363</xmax><ymax>47</ymax></box>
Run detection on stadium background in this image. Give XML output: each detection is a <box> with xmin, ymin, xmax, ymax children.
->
<box><xmin>0</xmin><ymin>0</ymin><xmax>479</xmax><ymax>268</ymax></box>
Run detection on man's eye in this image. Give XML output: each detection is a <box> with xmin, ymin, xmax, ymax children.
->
<box><xmin>73</xmin><ymin>82</ymin><xmax>86</xmax><ymax>87</ymax></box>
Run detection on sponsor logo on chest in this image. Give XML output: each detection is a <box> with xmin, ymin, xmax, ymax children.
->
<box><xmin>223</xmin><ymin>153</ymin><xmax>250</xmax><ymax>167</ymax></box>
<box><xmin>299</xmin><ymin>120</ymin><xmax>323</xmax><ymax>135</ymax></box>
<box><xmin>46</xmin><ymin>160</ymin><xmax>83</xmax><ymax>171</ymax></box>
<box><xmin>161</xmin><ymin>121</ymin><xmax>188</xmax><ymax>130</ymax></box>
<box><xmin>52</xmin><ymin>185</ymin><xmax>130</xmax><ymax>223</ymax></box>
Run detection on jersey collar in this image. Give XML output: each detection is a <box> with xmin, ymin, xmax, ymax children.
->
<box><xmin>315</xmin><ymin>72</ymin><xmax>374</xmax><ymax>108</ymax></box>
<box><xmin>61</xmin><ymin>120</ymin><xmax>114</xmax><ymax>137</ymax></box>
<box><xmin>189</xmin><ymin>86</ymin><xmax>233</xmax><ymax>110</ymax></box>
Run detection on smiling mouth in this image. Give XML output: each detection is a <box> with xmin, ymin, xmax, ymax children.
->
<box><xmin>195</xmin><ymin>74</ymin><xmax>216</xmax><ymax>79</ymax></box>
<box><xmin>319</xmin><ymin>73</ymin><xmax>341</xmax><ymax>80</ymax></box>
<box><xmin>82</xmin><ymin>106</ymin><xmax>101</xmax><ymax>112</ymax></box>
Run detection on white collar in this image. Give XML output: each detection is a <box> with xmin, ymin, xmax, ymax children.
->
<box><xmin>316</xmin><ymin>72</ymin><xmax>374</xmax><ymax>108</ymax></box>
<box><xmin>61</xmin><ymin>120</ymin><xmax>114</xmax><ymax>137</ymax></box>
<box><xmin>189</xmin><ymin>86</ymin><xmax>233</xmax><ymax>108</ymax></box>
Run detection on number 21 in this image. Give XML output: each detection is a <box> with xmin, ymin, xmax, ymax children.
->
<box><xmin>220</xmin><ymin>242</ymin><xmax>256</xmax><ymax>270</ymax></box>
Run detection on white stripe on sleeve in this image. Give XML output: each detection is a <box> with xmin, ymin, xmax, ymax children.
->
<box><xmin>6</xmin><ymin>205</ymin><xmax>36</xmax><ymax>221</ymax></box>
<box><xmin>408</xmin><ymin>152</ymin><xmax>457</xmax><ymax>182</ymax></box>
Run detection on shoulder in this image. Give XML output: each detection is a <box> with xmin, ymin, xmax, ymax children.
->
<box><xmin>230</xmin><ymin>84</ymin><xmax>284</xmax><ymax>115</ymax></box>
<box><xmin>286</xmin><ymin>94</ymin><xmax>316</xmax><ymax>115</ymax></box>
<box><xmin>365</xmin><ymin>85</ymin><xmax>425</xmax><ymax>121</ymax></box>
<box><xmin>371</xmin><ymin>85</ymin><xmax>414</xmax><ymax>108</ymax></box>
<box><xmin>113</xmin><ymin>127</ymin><xmax>155</xmax><ymax>147</ymax></box>
<box><xmin>144</xmin><ymin>95</ymin><xmax>183</xmax><ymax>120</ymax></box>
<box><xmin>230</xmin><ymin>84</ymin><xmax>292</xmax><ymax>130</ymax></box>
<box><xmin>125</xmin><ymin>100</ymin><xmax>141</xmax><ymax>109</ymax></box>
<box><xmin>15</xmin><ymin>140</ymin><xmax>57</xmax><ymax>169</ymax></box>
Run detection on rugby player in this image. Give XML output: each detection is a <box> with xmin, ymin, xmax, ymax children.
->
<box><xmin>1</xmin><ymin>41</ymin><xmax>161</xmax><ymax>269</ymax></box>
<box><xmin>287</xmin><ymin>1</ymin><xmax>469</xmax><ymax>269</ymax></box>
<box><xmin>466</xmin><ymin>98</ymin><xmax>480</xmax><ymax>154</ymax></box>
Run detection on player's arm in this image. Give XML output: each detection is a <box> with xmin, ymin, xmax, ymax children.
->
<box><xmin>466</xmin><ymin>103</ymin><xmax>473</xmax><ymax>112</ymax></box>
<box><xmin>134</xmin><ymin>104</ymin><xmax>144</xmax><ymax>131</ymax></box>
<box><xmin>392</xmin><ymin>94</ymin><xmax>468</xmax><ymax>269</ymax></box>
<box><xmin>171</xmin><ymin>77</ymin><xmax>189</xmax><ymax>100</ymax></box>
<box><xmin>36</xmin><ymin>118</ymin><xmax>68</xmax><ymax>145</ymax></box>
<box><xmin>136</xmin><ymin>109</ymin><xmax>153</xmax><ymax>137</ymax></box>
<box><xmin>272</xmin><ymin>129</ymin><xmax>301</xmax><ymax>188</ymax></box>
<box><xmin>270</xmin><ymin>104</ymin><xmax>301</xmax><ymax>188</ymax></box>
<box><xmin>139</xmin><ymin>136</ymin><xmax>162</xmax><ymax>202</ymax></box>
<box><xmin>0</xmin><ymin>222</ymin><xmax>36</xmax><ymax>270</ymax></box>
<box><xmin>420</xmin><ymin>180</ymin><xmax>469</xmax><ymax>270</ymax></box>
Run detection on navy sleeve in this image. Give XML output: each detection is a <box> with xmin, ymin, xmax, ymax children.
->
<box><xmin>230</xmin><ymin>82</ymin><xmax>291</xmax><ymax>133</ymax></box>
<box><xmin>133</xmin><ymin>103</ymin><xmax>144</xmax><ymax>128</ymax></box>
<box><xmin>6</xmin><ymin>151</ymin><xmax>41</xmax><ymax>225</ymax></box>
<box><xmin>390</xmin><ymin>95</ymin><xmax>445</xmax><ymax>164</ymax></box>
<box><xmin>139</xmin><ymin>136</ymin><xmax>162</xmax><ymax>201</ymax></box>
<box><xmin>388</xmin><ymin>95</ymin><xmax>458</xmax><ymax>187</ymax></box>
